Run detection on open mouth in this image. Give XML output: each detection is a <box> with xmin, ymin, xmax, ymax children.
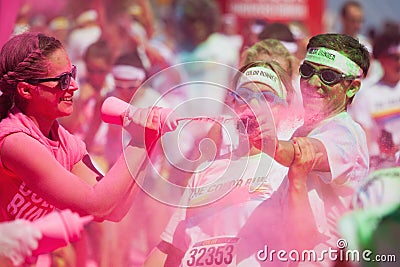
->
<box><xmin>60</xmin><ymin>97</ymin><xmax>73</xmax><ymax>102</ymax></box>
<box><xmin>301</xmin><ymin>85</ymin><xmax>327</xmax><ymax>99</ymax></box>
<box><xmin>302</xmin><ymin>88</ymin><xmax>325</xmax><ymax>98</ymax></box>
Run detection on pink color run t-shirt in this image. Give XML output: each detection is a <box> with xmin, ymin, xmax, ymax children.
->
<box><xmin>0</xmin><ymin>107</ymin><xmax>86</xmax><ymax>222</ymax></box>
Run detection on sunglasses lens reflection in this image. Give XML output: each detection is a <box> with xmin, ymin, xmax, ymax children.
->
<box><xmin>300</xmin><ymin>64</ymin><xmax>342</xmax><ymax>85</ymax></box>
<box><xmin>60</xmin><ymin>66</ymin><xmax>76</xmax><ymax>90</ymax></box>
<box><xmin>299</xmin><ymin>64</ymin><xmax>314</xmax><ymax>78</ymax></box>
<box><xmin>60</xmin><ymin>74</ymin><xmax>71</xmax><ymax>90</ymax></box>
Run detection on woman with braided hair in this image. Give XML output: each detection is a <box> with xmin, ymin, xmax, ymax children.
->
<box><xmin>0</xmin><ymin>32</ymin><xmax>178</xmax><ymax>265</ymax></box>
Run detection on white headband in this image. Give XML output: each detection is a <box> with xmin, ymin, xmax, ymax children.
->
<box><xmin>112</xmin><ymin>65</ymin><xmax>146</xmax><ymax>82</ymax></box>
<box><xmin>237</xmin><ymin>66</ymin><xmax>287</xmax><ymax>99</ymax></box>
<box><xmin>305</xmin><ymin>47</ymin><xmax>363</xmax><ymax>76</ymax></box>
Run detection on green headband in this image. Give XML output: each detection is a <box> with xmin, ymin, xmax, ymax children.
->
<box><xmin>305</xmin><ymin>47</ymin><xmax>363</xmax><ymax>77</ymax></box>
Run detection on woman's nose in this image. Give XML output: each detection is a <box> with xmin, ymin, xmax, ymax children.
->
<box><xmin>69</xmin><ymin>78</ymin><xmax>79</xmax><ymax>91</ymax></box>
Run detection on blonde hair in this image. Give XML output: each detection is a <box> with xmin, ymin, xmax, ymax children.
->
<box><xmin>240</xmin><ymin>39</ymin><xmax>299</xmax><ymax>78</ymax></box>
<box><xmin>233</xmin><ymin>60</ymin><xmax>295</xmax><ymax>105</ymax></box>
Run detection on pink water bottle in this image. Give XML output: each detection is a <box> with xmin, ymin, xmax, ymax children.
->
<box><xmin>31</xmin><ymin>209</ymin><xmax>93</xmax><ymax>256</ymax></box>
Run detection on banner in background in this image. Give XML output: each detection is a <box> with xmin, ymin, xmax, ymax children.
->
<box><xmin>220</xmin><ymin>0</ymin><xmax>325</xmax><ymax>36</ymax></box>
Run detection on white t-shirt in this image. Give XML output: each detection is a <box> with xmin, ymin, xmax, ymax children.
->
<box><xmin>161</xmin><ymin>152</ymin><xmax>289</xmax><ymax>267</ymax></box>
<box><xmin>161</xmin><ymin>112</ymin><xmax>369</xmax><ymax>267</ymax></box>
<box><xmin>294</xmin><ymin>112</ymin><xmax>369</xmax><ymax>266</ymax></box>
<box><xmin>349</xmin><ymin>80</ymin><xmax>400</xmax><ymax>156</ymax></box>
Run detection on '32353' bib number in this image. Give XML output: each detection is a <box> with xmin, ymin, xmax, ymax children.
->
<box><xmin>183</xmin><ymin>237</ymin><xmax>239</xmax><ymax>266</ymax></box>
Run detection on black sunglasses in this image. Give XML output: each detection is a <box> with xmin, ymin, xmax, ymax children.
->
<box><xmin>25</xmin><ymin>65</ymin><xmax>77</xmax><ymax>90</ymax></box>
<box><xmin>299</xmin><ymin>63</ymin><xmax>359</xmax><ymax>85</ymax></box>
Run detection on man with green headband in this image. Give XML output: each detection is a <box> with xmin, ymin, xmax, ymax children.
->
<box><xmin>251</xmin><ymin>33</ymin><xmax>371</xmax><ymax>266</ymax></box>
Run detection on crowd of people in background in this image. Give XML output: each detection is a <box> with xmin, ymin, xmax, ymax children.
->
<box><xmin>0</xmin><ymin>0</ymin><xmax>399</xmax><ymax>266</ymax></box>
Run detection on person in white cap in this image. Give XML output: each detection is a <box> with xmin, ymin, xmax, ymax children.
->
<box><xmin>67</xmin><ymin>9</ymin><xmax>101</xmax><ymax>70</ymax></box>
<box><xmin>104</xmin><ymin>63</ymin><xmax>169</xmax><ymax>166</ymax></box>
<box><xmin>97</xmin><ymin>63</ymin><xmax>172</xmax><ymax>267</ymax></box>
<box><xmin>112</xmin><ymin>65</ymin><xmax>147</xmax><ymax>103</ymax></box>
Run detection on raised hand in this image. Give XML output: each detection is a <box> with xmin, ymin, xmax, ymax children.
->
<box><xmin>124</xmin><ymin>106</ymin><xmax>179</xmax><ymax>151</ymax></box>
<box><xmin>124</xmin><ymin>105</ymin><xmax>162</xmax><ymax>130</ymax></box>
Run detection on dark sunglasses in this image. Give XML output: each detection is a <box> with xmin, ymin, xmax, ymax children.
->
<box><xmin>299</xmin><ymin>63</ymin><xmax>359</xmax><ymax>85</ymax></box>
<box><xmin>230</xmin><ymin>87</ymin><xmax>287</xmax><ymax>106</ymax></box>
<box><xmin>25</xmin><ymin>65</ymin><xmax>77</xmax><ymax>90</ymax></box>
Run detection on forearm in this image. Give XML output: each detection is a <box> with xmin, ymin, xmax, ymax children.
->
<box><xmin>288</xmin><ymin>182</ymin><xmax>313</xmax><ymax>221</ymax></box>
<box><xmin>275</xmin><ymin>138</ymin><xmax>330</xmax><ymax>171</ymax></box>
<box><xmin>274</xmin><ymin>140</ymin><xmax>295</xmax><ymax>167</ymax></box>
<box><xmin>89</xmin><ymin>145</ymin><xmax>148</xmax><ymax>220</ymax></box>
<box><xmin>144</xmin><ymin>247</ymin><xmax>168</xmax><ymax>267</ymax></box>
<box><xmin>105</xmin><ymin>165</ymin><xmax>147</xmax><ymax>221</ymax></box>
<box><xmin>287</xmin><ymin>178</ymin><xmax>319</xmax><ymax>250</ymax></box>
<box><xmin>286</xmin><ymin>137</ymin><xmax>322</xmax><ymax>251</ymax></box>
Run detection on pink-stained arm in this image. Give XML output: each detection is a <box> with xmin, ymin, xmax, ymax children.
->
<box><xmin>143</xmin><ymin>247</ymin><xmax>168</xmax><ymax>267</ymax></box>
<box><xmin>99</xmin><ymin>161</ymin><xmax>148</xmax><ymax>221</ymax></box>
<box><xmin>70</xmin><ymin>154</ymin><xmax>145</xmax><ymax>221</ymax></box>
<box><xmin>249</xmin><ymin>105</ymin><xmax>330</xmax><ymax>171</ymax></box>
<box><xmin>69</xmin><ymin>156</ymin><xmax>102</xmax><ymax>186</ymax></box>
<box><xmin>1</xmin><ymin>133</ymin><xmax>148</xmax><ymax>222</ymax></box>
<box><xmin>274</xmin><ymin>137</ymin><xmax>329</xmax><ymax>172</ymax></box>
<box><xmin>286</xmin><ymin>137</ymin><xmax>323</xmax><ymax>250</ymax></box>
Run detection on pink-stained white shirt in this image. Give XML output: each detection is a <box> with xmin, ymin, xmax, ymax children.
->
<box><xmin>160</xmin><ymin>153</ymin><xmax>290</xmax><ymax>267</ymax></box>
<box><xmin>294</xmin><ymin>111</ymin><xmax>369</xmax><ymax>267</ymax></box>
<box><xmin>0</xmin><ymin>107</ymin><xmax>86</xmax><ymax>222</ymax></box>
<box><xmin>161</xmin><ymin>112</ymin><xmax>369</xmax><ymax>267</ymax></box>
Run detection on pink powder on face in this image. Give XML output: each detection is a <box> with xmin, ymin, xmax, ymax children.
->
<box><xmin>237</xmin><ymin>115</ymin><xmax>258</xmax><ymax>138</ymax></box>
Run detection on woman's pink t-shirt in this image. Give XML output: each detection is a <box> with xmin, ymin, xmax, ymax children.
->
<box><xmin>0</xmin><ymin>107</ymin><xmax>86</xmax><ymax>221</ymax></box>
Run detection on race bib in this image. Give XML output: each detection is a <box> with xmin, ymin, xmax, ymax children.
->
<box><xmin>183</xmin><ymin>237</ymin><xmax>239</xmax><ymax>267</ymax></box>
